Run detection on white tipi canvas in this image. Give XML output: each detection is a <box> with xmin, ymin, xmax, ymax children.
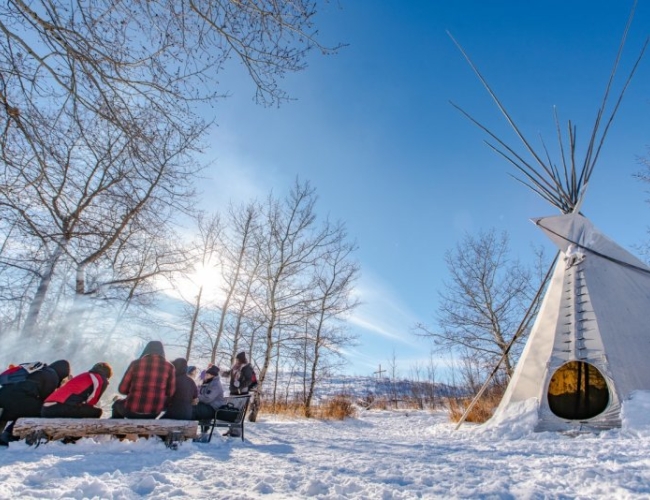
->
<box><xmin>492</xmin><ymin>212</ymin><xmax>650</xmax><ymax>431</ymax></box>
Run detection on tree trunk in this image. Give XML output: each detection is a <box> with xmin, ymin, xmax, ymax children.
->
<box><xmin>21</xmin><ymin>246</ymin><xmax>64</xmax><ymax>338</ymax></box>
<box><xmin>248</xmin><ymin>320</ymin><xmax>276</xmax><ymax>422</ymax></box>
<box><xmin>187</xmin><ymin>286</ymin><xmax>203</xmax><ymax>360</ymax></box>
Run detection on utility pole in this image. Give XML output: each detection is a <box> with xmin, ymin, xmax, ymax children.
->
<box><xmin>374</xmin><ymin>364</ymin><xmax>386</xmax><ymax>378</ymax></box>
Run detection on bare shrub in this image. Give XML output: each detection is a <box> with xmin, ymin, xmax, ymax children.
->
<box><xmin>258</xmin><ymin>393</ymin><xmax>356</xmax><ymax>420</ymax></box>
<box><xmin>317</xmin><ymin>396</ymin><xmax>356</xmax><ymax>420</ymax></box>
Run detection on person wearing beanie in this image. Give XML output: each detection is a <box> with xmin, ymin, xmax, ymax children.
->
<box><xmin>41</xmin><ymin>362</ymin><xmax>112</xmax><ymax>419</ymax></box>
<box><xmin>217</xmin><ymin>352</ymin><xmax>257</xmax><ymax>438</ymax></box>
<box><xmin>112</xmin><ymin>340</ymin><xmax>176</xmax><ymax>419</ymax></box>
<box><xmin>0</xmin><ymin>359</ymin><xmax>71</xmax><ymax>446</ymax></box>
<box><xmin>191</xmin><ymin>364</ymin><xmax>225</xmax><ymax>421</ymax></box>
<box><xmin>226</xmin><ymin>351</ymin><xmax>257</xmax><ymax>396</ymax></box>
<box><xmin>161</xmin><ymin>358</ymin><xmax>198</xmax><ymax>420</ymax></box>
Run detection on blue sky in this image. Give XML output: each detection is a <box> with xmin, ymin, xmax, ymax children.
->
<box><xmin>195</xmin><ymin>1</ymin><xmax>650</xmax><ymax>378</ymax></box>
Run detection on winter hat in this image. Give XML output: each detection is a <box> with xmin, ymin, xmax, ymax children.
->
<box><xmin>187</xmin><ymin>365</ymin><xmax>197</xmax><ymax>376</ymax></box>
<box><xmin>141</xmin><ymin>340</ymin><xmax>165</xmax><ymax>358</ymax></box>
<box><xmin>206</xmin><ymin>365</ymin><xmax>220</xmax><ymax>377</ymax></box>
<box><xmin>172</xmin><ymin>358</ymin><xmax>188</xmax><ymax>374</ymax></box>
<box><xmin>236</xmin><ymin>352</ymin><xmax>247</xmax><ymax>364</ymax></box>
<box><xmin>90</xmin><ymin>362</ymin><xmax>112</xmax><ymax>380</ymax></box>
<box><xmin>49</xmin><ymin>360</ymin><xmax>71</xmax><ymax>382</ymax></box>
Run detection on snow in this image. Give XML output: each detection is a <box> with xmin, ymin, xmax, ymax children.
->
<box><xmin>2</xmin><ymin>396</ymin><xmax>650</xmax><ymax>499</ymax></box>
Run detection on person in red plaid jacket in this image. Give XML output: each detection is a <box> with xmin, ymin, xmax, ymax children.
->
<box><xmin>111</xmin><ymin>341</ymin><xmax>175</xmax><ymax>419</ymax></box>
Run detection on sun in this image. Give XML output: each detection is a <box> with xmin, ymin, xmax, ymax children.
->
<box><xmin>162</xmin><ymin>261</ymin><xmax>226</xmax><ymax>305</ymax></box>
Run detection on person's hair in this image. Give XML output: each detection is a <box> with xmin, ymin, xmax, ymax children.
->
<box><xmin>91</xmin><ymin>362</ymin><xmax>113</xmax><ymax>379</ymax></box>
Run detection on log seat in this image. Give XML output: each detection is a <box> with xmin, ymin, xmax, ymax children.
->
<box><xmin>13</xmin><ymin>418</ymin><xmax>198</xmax><ymax>449</ymax></box>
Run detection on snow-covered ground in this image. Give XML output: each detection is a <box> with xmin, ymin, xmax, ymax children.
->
<box><xmin>2</xmin><ymin>395</ymin><xmax>650</xmax><ymax>499</ymax></box>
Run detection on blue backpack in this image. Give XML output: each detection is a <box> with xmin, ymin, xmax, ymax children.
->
<box><xmin>0</xmin><ymin>362</ymin><xmax>46</xmax><ymax>385</ymax></box>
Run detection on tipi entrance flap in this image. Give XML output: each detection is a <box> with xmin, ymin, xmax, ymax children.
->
<box><xmin>546</xmin><ymin>361</ymin><xmax>609</xmax><ymax>420</ymax></box>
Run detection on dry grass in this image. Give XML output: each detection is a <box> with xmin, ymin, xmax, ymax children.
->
<box><xmin>259</xmin><ymin>399</ymin><xmax>305</xmax><ymax>418</ymax></box>
<box><xmin>447</xmin><ymin>389</ymin><xmax>504</xmax><ymax>424</ymax></box>
<box><xmin>316</xmin><ymin>395</ymin><xmax>356</xmax><ymax>420</ymax></box>
<box><xmin>259</xmin><ymin>394</ymin><xmax>357</xmax><ymax>420</ymax></box>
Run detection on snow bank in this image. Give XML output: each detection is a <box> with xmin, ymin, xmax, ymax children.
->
<box><xmin>621</xmin><ymin>390</ymin><xmax>650</xmax><ymax>435</ymax></box>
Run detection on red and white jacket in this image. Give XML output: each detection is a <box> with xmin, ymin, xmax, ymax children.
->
<box><xmin>44</xmin><ymin>371</ymin><xmax>108</xmax><ymax>406</ymax></box>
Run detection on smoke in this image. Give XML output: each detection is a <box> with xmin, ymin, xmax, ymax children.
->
<box><xmin>0</xmin><ymin>294</ymin><xmax>192</xmax><ymax>405</ymax></box>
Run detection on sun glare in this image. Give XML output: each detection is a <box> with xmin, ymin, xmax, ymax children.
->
<box><xmin>165</xmin><ymin>262</ymin><xmax>226</xmax><ymax>304</ymax></box>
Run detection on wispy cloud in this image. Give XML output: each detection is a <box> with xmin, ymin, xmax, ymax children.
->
<box><xmin>200</xmin><ymin>129</ymin><xmax>292</xmax><ymax>214</ymax></box>
<box><xmin>346</xmin><ymin>269</ymin><xmax>422</xmax><ymax>348</ymax></box>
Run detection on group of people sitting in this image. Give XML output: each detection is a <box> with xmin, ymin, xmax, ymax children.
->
<box><xmin>0</xmin><ymin>341</ymin><xmax>257</xmax><ymax>446</ymax></box>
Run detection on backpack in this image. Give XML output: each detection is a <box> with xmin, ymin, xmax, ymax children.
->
<box><xmin>0</xmin><ymin>362</ymin><xmax>46</xmax><ymax>385</ymax></box>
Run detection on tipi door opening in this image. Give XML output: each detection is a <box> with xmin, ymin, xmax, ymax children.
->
<box><xmin>547</xmin><ymin>361</ymin><xmax>610</xmax><ymax>420</ymax></box>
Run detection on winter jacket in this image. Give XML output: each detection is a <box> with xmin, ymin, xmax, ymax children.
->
<box><xmin>198</xmin><ymin>376</ymin><xmax>225</xmax><ymax>410</ymax></box>
<box><xmin>0</xmin><ymin>360</ymin><xmax>70</xmax><ymax>421</ymax></box>
<box><xmin>163</xmin><ymin>358</ymin><xmax>198</xmax><ymax>420</ymax></box>
<box><xmin>117</xmin><ymin>341</ymin><xmax>175</xmax><ymax>416</ymax></box>
<box><xmin>44</xmin><ymin>370</ymin><xmax>108</xmax><ymax>407</ymax></box>
<box><xmin>228</xmin><ymin>362</ymin><xmax>255</xmax><ymax>395</ymax></box>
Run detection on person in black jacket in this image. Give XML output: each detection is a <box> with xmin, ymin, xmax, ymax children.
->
<box><xmin>221</xmin><ymin>352</ymin><xmax>256</xmax><ymax>438</ymax></box>
<box><xmin>226</xmin><ymin>352</ymin><xmax>256</xmax><ymax>395</ymax></box>
<box><xmin>0</xmin><ymin>359</ymin><xmax>71</xmax><ymax>446</ymax></box>
<box><xmin>161</xmin><ymin>358</ymin><xmax>198</xmax><ymax>420</ymax></box>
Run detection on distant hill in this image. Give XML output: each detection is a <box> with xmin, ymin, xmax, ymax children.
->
<box><xmin>266</xmin><ymin>371</ymin><xmax>463</xmax><ymax>407</ymax></box>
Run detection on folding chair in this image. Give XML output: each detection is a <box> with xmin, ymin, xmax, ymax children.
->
<box><xmin>200</xmin><ymin>394</ymin><xmax>251</xmax><ymax>443</ymax></box>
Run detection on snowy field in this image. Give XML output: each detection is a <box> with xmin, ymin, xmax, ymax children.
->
<box><xmin>1</xmin><ymin>396</ymin><xmax>650</xmax><ymax>499</ymax></box>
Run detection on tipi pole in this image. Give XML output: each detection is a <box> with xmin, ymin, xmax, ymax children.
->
<box><xmin>454</xmin><ymin>251</ymin><xmax>559</xmax><ymax>430</ymax></box>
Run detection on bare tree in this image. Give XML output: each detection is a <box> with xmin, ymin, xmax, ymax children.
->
<box><xmin>0</xmin><ymin>105</ymin><xmax>201</xmax><ymax>338</ymax></box>
<box><xmin>302</xmin><ymin>240</ymin><xmax>360</xmax><ymax>417</ymax></box>
<box><xmin>214</xmin><ymin>201</ymin><xmax>262</xmax><ymax>365</ymax></box>
<box><xmin>424</xmin><ymin>353</ymin><xmax>438</xmax><ymax>409</ymax></box>
<box><xmin>416</xmin><ymin>229</ymin><xmax>546</xmax><ymax>384</ymax></box>
<box><xmin>387</xmin><ymin>349</ymin><xmax>400</xmax><ymax>408</ymax></box>
<box><xmin>1</xmin><ymin>1</ymin><xmax>337</xmax><ymax>136</ymax></box>
<box><xmin>176</xmin><ymin>213</ymin><xmax>223</xmax><ymax>360</ymax></box>
<box><xmin>248</xmin><ymin>179</ymin><xmax>355</xmax><ymax>421</ymax></box>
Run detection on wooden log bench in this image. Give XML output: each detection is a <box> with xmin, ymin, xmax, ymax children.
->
<box><xmin>13</xmin><ymin>418</ymin><xmax>198</xmax><ymax>449</ymax></box>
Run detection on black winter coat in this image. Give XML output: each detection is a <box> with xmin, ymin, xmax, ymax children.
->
<box><xmin>0</xmin><ymin>363</ymin><xmax>67</xmax><ymax>421</ymax></box>
<box><xmin>229</xmin><ymin>363</ymin><xmax>255</xmax><ymax>395</ymax></box>
<box><xmin>163</xmin><ymin>374</ymin><xmax>198</xmax><ymax>420</ymax></box>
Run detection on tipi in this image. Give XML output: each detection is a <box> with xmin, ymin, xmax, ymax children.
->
<box><xmin>451</xmin><ymin>2</ymin><xmax>650</xmax><ymax>431</ymax></box>
<box><xmin>495</xmin><ymin>213</ymin><xmax>650</xmax><ymax>431</ymax></box>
